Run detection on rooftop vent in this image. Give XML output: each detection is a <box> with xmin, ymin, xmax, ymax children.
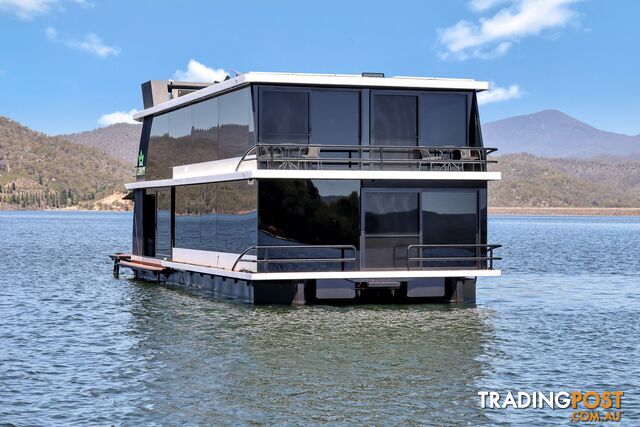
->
<box><xmin>362</xmin><ymin>72</ymin><xmax>385</xmax><ymax>78</ymax></box>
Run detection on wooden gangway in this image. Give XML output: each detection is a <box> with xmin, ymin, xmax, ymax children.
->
<box><xmin>110</xmin><ymin>253</ymin><xmax>170</xmax><ymax>282</ymax></box>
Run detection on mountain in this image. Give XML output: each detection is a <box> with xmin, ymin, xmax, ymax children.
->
<box><xmin>489</xmin><ymin>153</ymin><xmax>640</xmax><ymax>207</ymax></box>
<box><xmin>60</xmin><ymin>123</ymin><xmax>141</xmax><ymax>164</ymax></box>
<box><xmin>483</xmin><ymin>109</ymin><xmax>640</xmax><ymax>158</ymax></box>
<box><xmin>0</xmin><ymin>117</ymin><xmax>133</xmax><ymax>210</ymax></box>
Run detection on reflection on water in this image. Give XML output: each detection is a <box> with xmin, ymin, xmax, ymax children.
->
<box><xmin>0</xmin><ymin>212</ymin><xmax>639</xmax><ymax>425</ymax></box>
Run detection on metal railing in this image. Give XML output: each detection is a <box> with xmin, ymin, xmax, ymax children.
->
<box><xmin>235</xmin><ymin>144</ymin><xmax>497</xmax><ymax>172</ymax></box>
<box><xmin>230</xmin><ymin>245</ymin><xmax>358</xmax><ymax>272</ymax></box>
<box><xmin>407</xmin><ymin>244</ymin><xmax>502</xmax><ymax>270</ymax></box>
<box><xmin>229</xmin><ymin>243</ymin><xmax>500</xmax><ymax>273</ymax></box>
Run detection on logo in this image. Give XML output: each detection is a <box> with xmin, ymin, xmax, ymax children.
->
<box><xmin>478</xmin><ymin>390</ymin><xmax>624</xmax><ymax>422</ymax></box>
<box><xmin>138</xmin><ymin>150</ymin><xmax>145</xmax><ymax>167</ymax></box>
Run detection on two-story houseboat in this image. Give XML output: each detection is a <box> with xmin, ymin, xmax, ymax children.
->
<box><xmin>111</xmin><ymin>72</ymin><xmax>501</xmax><ymax>305</ymax></box>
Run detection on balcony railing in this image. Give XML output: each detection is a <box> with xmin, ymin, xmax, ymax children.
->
<box><xmin>231</xmin><ymin>245</ymin><xmax>358</xmax><ymax>273</ymax></box>
<box><xmin>407</xmin><ymin>244</ymin><xmax>502</xmax><ymax>270</ymax></box>
<box><xmin>236</xmin><ymin>144</ymin><xmax>497</xmax><ymax>172</ymax></box>
<box><xmin>230</xmin><ymin>244</ymin><xmax>500</xmax><ymax>273</ymax></box>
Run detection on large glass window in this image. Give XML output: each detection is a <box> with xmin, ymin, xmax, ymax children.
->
<box><xmin>145</xmin><ymin>114</ymin><xmax>171</xmax><ymax>180</ymax></box>
<box><xmin>421</xmin><ymin>93</ymin><xmax>468</xmax><ymax>147</ymax></box>
<box><xmin>169</xmin><ymin>106</ymin><xmax>193</xmax><ymax>167</ymax></box>
<box><xmin>174</xmin><ymin>180</ymin><xmax>256</xmax><ymax>254</ymax></box>
<box><xmin>219</xmin><ymin>88</ymin><xmax>252</xmax><ymax>158</ymax></box>
<box><xmin>260</xmin><ymin>90</ymin><xmax>309</xmax><ymax>144</ymax></box>
<box><xmin>310</xmin><ymin>91</ymin><xmax>359</xmax><ymax>146</ymax></box>
<box><xmin>364</xmin><ymin>193</ymin><xmax>419</xmax><ymax>234</ymax></box>
<box><xmin>421</xmin><ymin>190</ymin><xmax>478</xmax><ymax>267</ymax></box>
<box><xmin>175</xmin><ymin>185</ymin><xmax>203</xmax><ymax>250</ymax></box>
<box><xmin>363</xmin><ymin>192</ymin><xmax>420</xmax><ymax>269</ymax></box>
<box><xmin>155</xmin><ymin>188</ymin><xmax>172</xmax><ymax>258</ymax></box>
<box><xmin>372</xmin><ymin>94</ymin><xmax>418</xmax><ymax>146</ymax></box>
<box><xmin>191</xmin><ymin>98</ymin><xmax>219</xmax><ymax>164</ymax></box>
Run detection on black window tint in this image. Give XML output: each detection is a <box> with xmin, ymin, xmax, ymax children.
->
<box><xmin>175</xmin><ymin>185</ymin><xmax>202</xmax><ymax>250</ymax></box>
<box><xmin>175</xmin><ymin>181</ymin><xmax>256</xmax><ymax>253</ymax></box>
<box><xmin>219</xmin><ymin>88</ymin><xmax>251</xmax><ymax>159</ymax></box>
<box><xmin>422</xmin><ymin>190</ymin><xmax>477</xmax><ymax>244</ymax></box>
<box><xmin>146</xmin><ymin>114</ymin><xmax>171</xmax><ymax>180</ymax></box>
<box><xmin>373</xmin><ymin>95</ymin><xmax>418</xmax><ymax>146</ymax></box>
<box><xmin>364</xmin><ymin>192</ymin><xmax>419</xmax><ymax>234</ymax></box>
<box><xmin>155</xmin><ymin>188</ymin><xmax>172</xmax><ymax>258</ymax></box>
<box><xmin>191</xmin><ymin>98</ymin><xmax>219</xmax><ymax>164</ymax></box>
<box><xmin>364</xmin><ymin>236</ymin><xmax>419</xmax><ymax>269</ymax></box>
<box><xmin>261</xmin><ymin>90</ymin><xmax>309</xmax><ymax>143</ymax></box>
<box><xmin>169</xmin><ymin>106</ymin><xmax>193</xmax><ymax>167</ymax></box>
<box><xmin>422</xmin><ymin>93</ymin><xmax>467</xmax><ymax>147</ymax></box>
<box><xmin>311</xmin><ymin>91</ymin><xmax>359</xmax><ymax>145</ymax></box>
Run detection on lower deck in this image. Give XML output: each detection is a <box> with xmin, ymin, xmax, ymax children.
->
<box><xmin>112</xmin><ymin>254</ymin><xmax>499</xmax><ymax>305</ymax></box>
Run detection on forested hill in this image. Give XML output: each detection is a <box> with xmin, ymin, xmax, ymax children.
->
<box><xmin>0</xmin><ymin>117</ymin><xmax>133</xmax><ymax>210</ymax></box>
<box><xmin>60</xmin><ymin>123</ymin><xmax>141</xmax><ymax>163</ymax></box>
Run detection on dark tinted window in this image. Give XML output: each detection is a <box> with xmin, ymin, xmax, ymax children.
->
<box><xmin>155</xmin><ymin>188</ymin><xmax>172</xmax><ymax>258</ymax></box>
<box><xmin>422</xmin><ymin>93</ymin><xmax>467</xmax><ymax>147</ymax></box>
<box><xmin>191</xmin><ymin>98</ymin><xmax>219</xmax><ymax>164</ymax></box>
<box><xmin>258</xmin><ymin>179</ymin><xmax>359</xmax><ymax>272</ymax></box>
<box><xmin>146</xmin><ymin>114</ymin><xmax>171</xmax><ymax>180</ymax></box>
<box><xmin>364</xmin><ymin>236</ymin><xmax>419</xmax><ymax>269</ymax></box>
<box><xmin>422</xmin><ymin>190</ymin><xmax>478</xmax><ymax>267</ymax></box>
<box><xmin>174</xmin><ymin>181</ymin><xmax>256</xmax><ymax>254</ymax></box>
<box><xmin>260</xmin><ymin>90</ymin><xmax>309</xmax><ymax>144</ymax></box>
<box><xmin>175</xmin><ymin>185</ymin><xmax>203</xmax><ymax>250</ymax></box>
<box><xmin>364</xmin><ymin>192</ymin><xmax>419</xmax><ymax>234</ymax></box>
<box><xmin>169</xmin><ymin>106</ymin><xmax>193</xmax><ymax>167</ymax></box>
<box><xmin>219</xmin><ymin>88</ymin><xmax>252</xmax><ymax>158</ymax></box>
<box><xmin>311</xmin><ymin>91</ymin><xmax>359</xmax><ymax>145</ymax></box>
<box><xmin>373</xmin><ymin>95</ymin><xmax>418</xmax><ymax>146</ymax></box>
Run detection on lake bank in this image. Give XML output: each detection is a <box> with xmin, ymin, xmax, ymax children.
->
<box><xmin>489</xmin><ymin>207</ymin><xmax>640</xmax><ymax>216</ymax></box>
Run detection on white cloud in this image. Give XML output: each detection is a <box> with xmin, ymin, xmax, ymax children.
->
<box><xmin>97</xmin><ymin>109</ymin><xmax>139</xmax><ymax>127</ymax></box>
<box><xmin>439</xmin><ymin>0</ymin><xmax>580</xmax><ymax>60</ymax></box>
<box><xmin>174</xmin><ymin>59</ymin><xmax>228</xmax><ymax>82</ymax></box>
<box><xmin>477</xmin><ymin>83</ymin><xmax>523</xmax><ymax>105</ymax></box>
<box><xmin>45</xmin><ymin>26</ymin><xmax>120</xmax><ymax>57</ymax></box>
<box><xmin>44</xmin><ymin>25</ymin><xmax>56</xmax><ymax>38</ymax></box>
<box><xmin>0</xmin><ymin>0</ymin><xmax>87</xmax><ymax>19</ymax></box>
<box><xmin>469</xmin><ymin>0</ymin><xmax>509</xmax><ymax>12</ymax></box>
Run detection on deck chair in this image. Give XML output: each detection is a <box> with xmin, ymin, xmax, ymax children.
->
<box><xmin>299</xmin><ymin>145</ymin><xmax>322</xmax><ymax>169</ymax></box>
<box><xmin>417</xmin><ymin>147</ymin><xmax>444</xmax><ymax>171</ymax></box>
<box><xmin>459</xmin><ymin>148</ymin><xmax>482</xmax><ymax>171</ymax></box>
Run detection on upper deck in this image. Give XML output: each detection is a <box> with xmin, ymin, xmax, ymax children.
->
<box><xmin>130</xmin><ymin>72</ymin><xmax>499</xmax><ymax>187</ymax></box>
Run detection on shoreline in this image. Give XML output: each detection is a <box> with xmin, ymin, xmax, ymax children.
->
<box><xmin>488</xmin><ymin>207</ymin><xmax>640</xmax><ymax>216</ymax></box>
<box><xmin>2</xmin><ymin>207</ymin><xmax>639</xmax><ymax>216</ymax></box>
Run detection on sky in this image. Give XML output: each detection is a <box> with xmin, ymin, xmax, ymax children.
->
<box><xmin>0</xmin><ymin>0</ymin><xmax>638</xmax><ymax>135</ymax></box>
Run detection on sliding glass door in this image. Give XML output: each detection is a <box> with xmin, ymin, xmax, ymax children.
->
<box><xmin>362</xmin><ymin>189</ymin><xmax>480</xmax><ymax>269</ymax></box>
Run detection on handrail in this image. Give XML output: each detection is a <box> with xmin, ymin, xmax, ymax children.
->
<box><xmin>231</xmin><ymin>244</ymin><xmax>357</xmax><ymax>272</ymax></box>
<box><xmin>407</xmin><ymin>244</ymin><xmax>502</xmax><ymax>270</ymax></box>
<box><xmin>235</xmin><ymin>143</ymin><xmax>498</xmax><ymax>172</ymax></box>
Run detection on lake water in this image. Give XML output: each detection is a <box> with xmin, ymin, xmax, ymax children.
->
<box><xmin>1</xmin><ymin>212</ymin><xmax>638</xmax><ymax>425</ymax></box>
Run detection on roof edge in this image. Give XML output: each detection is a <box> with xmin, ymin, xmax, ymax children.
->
<box><xmin>133</xmin><ymin>72</ymin><xmax>490</xmax><ymax>121</ymax></box>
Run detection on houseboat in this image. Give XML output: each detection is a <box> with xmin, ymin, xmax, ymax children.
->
<box><xmin>111</xmin><ymin>72</ymin><xmax>501</xmax><ymax>304</ymax></box>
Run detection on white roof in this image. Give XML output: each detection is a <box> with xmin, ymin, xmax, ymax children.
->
<box><xmin>133</xmin><ymin>72</ymin><xmax>489</xmax><ymax>121</ymax></box>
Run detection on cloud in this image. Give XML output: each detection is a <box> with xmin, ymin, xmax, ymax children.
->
<box><xmin>45</xmin><ymin>26</ymin><xmax>120</xmax><ymax>57</ymax></box>
<box><xmin>97</xmin><ymin>109</ymin><xmax>139</xmax><ymax>127</ymax></box>
<box><xmin>0</xmin><ymin>0</ymin><xmax>87</xmax><ymax>20</ymax></box>
<box><xmin>439</xmin><ymin>0</ymin><xmax>580</xmax><ymax>60</ymax></box>
<box><xmin>174</xmin><ymin>59</ymin><xmax>228</xmax><ymax>82</ymax></box>
<box><xmin>468</xmin><ymin>0</ymin><xmax>509</xmax><ymax>12</ymax></box>
<box><xmin>477</xmin><ymin>83</ymin><xmax>523</xmax><ymax>105</ymax></box>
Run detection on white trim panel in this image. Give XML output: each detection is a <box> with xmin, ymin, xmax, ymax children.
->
<box><xmin>156</xmin><ymin>258</ymin><xmax>501</xmax><ymax>281</ymax></box>
<box><xmin>126</xmin><ymin>170</ymin><xmax>501</xmax><ymax>190</ymax></box>
<box><xmin>133</xmin><ymin>72</ymin><xmax>490</xmax><ymax>121</ymax></box>
<box><xmin>172</xmin><ymin>248</ymin><xmax>256</xmax><ymax>272</ymax></box>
